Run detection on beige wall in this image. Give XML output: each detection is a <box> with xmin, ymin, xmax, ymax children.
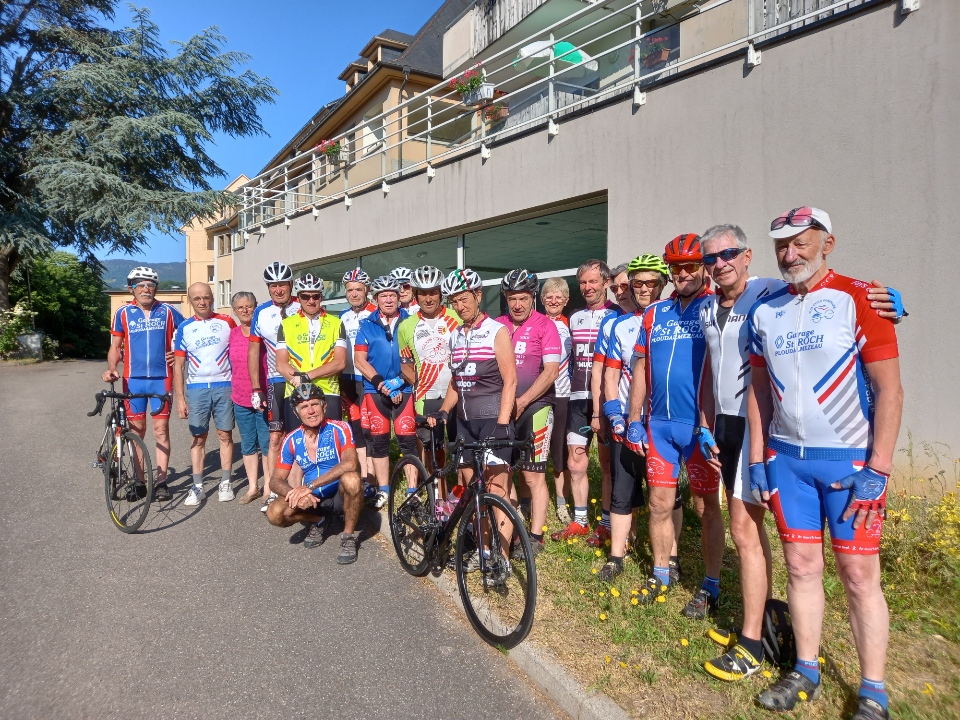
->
<box><xmin>233</xmin><ymin>3</ymin><xmax>959</xmax><ymax>464</ymax></box>
<box><xmin>108</xmin><ymin>290</ymin><xmax>190</xmax><ymax>320</ymax></box>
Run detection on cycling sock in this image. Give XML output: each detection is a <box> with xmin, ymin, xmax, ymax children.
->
<box><xmin>221</xmin><ymin>469</ymin><xmax>231</xmax><ymax>484</ymax></box>
<box><xmin>654</xmin><ymin>565</ymin><xmax>671</xmax><ymax>586</ymax></box>
<box><xmin>859</xmin><ymin>678</ymin><xmax>887</xmax><ymax>710</ymax></box>
<box><xmin>556</xmin><ymin>495</ymin><xmax>567</xmax><ymax>508</ymax></box>
<box><xmin>738</xmin><ymin>633</ymin><xmax>764</xmax><ymax>661</ymax></box>
<box><xmin>379</xmin><ymin>485</ymin><xmax>389</xmax><ymax>493</ymax></box>
<box><xmin>574</xmin><ymin>506</ymin><xmax>588</xmax><ymax>525</ymax></box>
<box><xmin>192</xmin><ymin>473</ymin><xmax>203</xmax><ymax>488</ymax></box>
<box><xmin>600</xmin><ymin>509</ymin><xmax>611</xmax><ymax>529</ymax></box>
<box><xmin>406</xmin><ymin>487</ymin><xmax>416</xmax><ymax>495</ymax></box>
<box><xmin>794</xmin><ymin>657</ymin><xmax>821</xmax><ymax>685</ymax></box>
<box><xmin>702</xmin><ymin>575</ymin><xmax>720</xmax><ymax>599</ymax></box>
<box><xmin>530</xmin><ymin>533</ymin><xmax>543</xmax><ymax>543</ymax></box>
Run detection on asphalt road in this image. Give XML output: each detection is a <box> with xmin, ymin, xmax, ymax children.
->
<box><xmin>0</xmin><ymin>360</ymin><xmax>560</xmax><ymax>720</ymax></box>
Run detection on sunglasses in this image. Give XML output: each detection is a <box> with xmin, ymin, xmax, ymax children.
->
<box><xmin>669</xmin><ymin>262</ymin><xmax>702</xmax><ymax>275</ymax></box>
<box><xmin>299</xmin><ymin>293</ymin><xmax>323</xmax><ymax>302</ymax></box>
<box><xmin>132</xmin><ymin>282</ymin><xmax>157</xmax><ymax>291</ymax></box>
<box><xmin>702</xmin><ymin>247</ymin><xmax>746</xmax><ymax>266</ymax></box>
<box><xmin>401</xmin><ymin>283</ymin><xmax>412</xmax><ymax>290</ymax></box>
<box><xmin>631</xmin><ymin>279</ymin><xmax>661</xmax><ymax>289</ymax></box>
<box><xmin>611</xmin><ymin>282</ymin><xmax>630</xmax><ymax>293</ymax></box>
<box><xmin>770</xmin><ymin>207</ymin><xmax>828</xmax><ymax>233</ymax></box>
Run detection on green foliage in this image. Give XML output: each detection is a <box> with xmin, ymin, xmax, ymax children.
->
<box><xmin>9</xmin><ymin>251</ymin><xmax>110</xmax><ymax>358</ymax></box>
<box><xmin>0</xmin><ymin>303</ymin><xmax>37</xmax><ymax>359</ymax></box>
<box><xmin>0</xmin><ymin>1</ymin><xmax>277</xmax><ymax>309</ymax></box>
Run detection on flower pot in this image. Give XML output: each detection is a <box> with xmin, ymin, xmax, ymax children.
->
<box><xmin>325</xmin><ymin>146</ymin><xmax>348</xmax><ymax>165</ymax></box>
<box><xmin>485</xmin><ymin>105</ymin><xmax>509</xmax><ymax>122</ymax></box>
<box><xmin>642</xmin><ymin>48</ymin><xmax>670</xmax><ymax>68</ymax></box>
<box><xmin>461</xmin><ymin>82</ymin><xmax>495</xmax><ymax>107</ymax></box>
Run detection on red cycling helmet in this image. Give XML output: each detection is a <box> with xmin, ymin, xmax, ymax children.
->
<box><xmin>663</xmin><ymin>233</ymin><xmax>702</xmax><ymax>263</ymax></box>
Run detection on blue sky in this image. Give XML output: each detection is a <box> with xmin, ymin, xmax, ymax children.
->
<box><xmin>101</xmin><ymin>0</ymin><xmax>442</xmax><ymax>263</ymax></box>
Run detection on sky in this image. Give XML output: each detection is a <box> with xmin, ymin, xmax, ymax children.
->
<box><xmin>100</xmin><ymin>0</ymin><xmax>442</xmax><ymax>263</ymax></box>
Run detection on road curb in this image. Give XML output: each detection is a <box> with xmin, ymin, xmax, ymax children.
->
<box><xmin>427</xmin><ymin>571</ymin><xmax>630</xmax><ymax>720</ymax></box>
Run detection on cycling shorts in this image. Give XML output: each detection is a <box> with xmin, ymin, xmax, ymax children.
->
<box><xmin>714</xmin><ymin>414</ymin><xmax>757</xmax><ymax>506</ymax></box>
<box><xmin>267</xmin><ymin>381</ymin><xmax>297</xmax><ymax>433</ymax></box>
<box><xmin>362</xmin><ymin>391</ymin><xmax>416</xmax><ymax>459</ymax></box>
<box><xmin>515</xmin><ymin>402</ymin><xmax>553</xmax><ymax>473</ymax></box>
<box><xmin>340</xmin><ymin>379</ymin><xmax>364</xmax><ymax>422</ymax></box>
<box><xmin>550</xmin><ymin>397</ymin><xmax>569</xmax><ymax>476</ymax></box>
<box><xmin>610</xmin><ymin>441</ymin><xmax>646</xmax><ymax>514</ymax></box>
<box><xmin>646</xmin><ymin>418</ymin><xmax>720</xmax><ymax>496</ymax></box>
<box><xmin>566</xmin><ymin>398</ymin><xmax>599</xmax><ymax>447</ymax></box>
<box><xmin>766</xmin><ymin>448</ymin><xmax>884</xmax><ymax>555</ymax></box>
<box><xmin>123</xmin><ymin>377</ymin><xmax>171</xmax><ymax>421</ymax></box>
<box><xmin>415</xmin><ymin>397</ymin><xmax>457</xmax><ymax>451</ymax></box>
<box><xmin>457</xmin><ymin>417</ymin><xmax>513</xmax><ymax>467</ymax></box>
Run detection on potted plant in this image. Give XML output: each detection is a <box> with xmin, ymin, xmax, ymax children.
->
<box><xmin>484</xmin><ymin>90</ymin><xmax>509</xmax><ymax>123</ymax></box>
<box><xmin>448</xmin><ymin>64</ymin><xmax>494</xmax><ymax>107</ymax></box>
<box><xmin>639</xmin><ymin>37</ymin><xmax>671</xmax><ymax>68</ymax></box>
<box><xmin>317</xmin><ymin>139</ymin><xmax>348</xmax><ymax>164</ymax></box>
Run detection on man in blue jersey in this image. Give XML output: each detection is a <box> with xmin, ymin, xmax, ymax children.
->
<box><xmin>103</xmin><ymin>266</ymin><xmax>184</xmax><ymax>501</ymax></box>
<box><xmin>266</xmin><ymin>383</ymin><xmax>364</xmax><ymax>564</ymax></box>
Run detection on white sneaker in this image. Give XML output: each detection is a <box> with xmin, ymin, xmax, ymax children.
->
<box><xmin>260</xmin><ymin>492</ymin><xmax>278</xmax><ymax>513</ymax></box>
<box><xmin>185</xmin><ymin>485</ymin><xmax>204</xmax><ymax>506</ymax></box>
<box><xmin>218</xmin><ymin>480</ymin><xmax>235</xmax><ymax>502</ymax></box>
<box><xmin>374</xmin><ymin>490</ymin><xmax>389</xmax><ymax>510</ymax></box>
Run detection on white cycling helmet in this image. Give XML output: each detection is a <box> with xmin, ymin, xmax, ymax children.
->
<box><xmin>294</xmin><ymin>273</ymin><xmax>324</xmax><ymax>293</ymax></box>
<box><xmin>127</xmin><ymin>266</ymin><xmax>159</xmax><ymax>285</ymax></box>
<box><xmin>410</xmin><ymin>265</ymin><xmax>445</xmax><ymax>290</ymax></box>
<box><xmin>389</xmin><ymin>267</ymin><xmax>413</xmax><ymax>284</ymax></box>
<box><xmin>342</xmin><ymin>268</ymin><xmax>371</xmax><ymax>286</ymax></box>
<box><xmin>441</xmin><ymin>268</ymin><xmax>483</xmax><ymax>296</ymax></box>
<box><xmin>263</xmin><ymin>261</ymin><xmax>293</xmax><ymax>283</ymax></box>
<box><xmin>370</xmin><ymin>275</ymin><xmax>402</xmax><ymax>296</ymax></box>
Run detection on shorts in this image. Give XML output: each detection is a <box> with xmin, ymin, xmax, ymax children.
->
<box><xmin>515</xmin><ymin>402</ymin><xmax>553</xmax><ymax>473</ymax></box>
<box><xmin>362</xmin><ymin>391</ymin><xmax>417</xmax><ymax>459</ymax></box>
<box><xmin>415</xmin><ymin>397</ymin><xmax>458</xmax><ymax>451</ymax></box>
<box><xmin>610</xmin><ymin>441</ymin><xmax>646</xmax><ymax>514</ymax></box>
<box><xmin>123</xmin><ymin>377</ymin><xmax>171</xmax><ymax>421</ymax></box>
<box><xmin>766</xmin><ymin>446</ymin><xmax>883</xmax><ymax>555</ymax></box>
<box><xmin>457</xmin><ymin>417</ymin><xmax>513</xmax><ymax>467</ymax></box>
<box><xmin>550</xmin><ymin>397</ymin><xmax>569</xmax><ymax>476</ymax></box>
<box><xmin>234</xmin><ymin>403</ymin><xmax>270</xmax><ymax>456</ymax></box>
<box><xmin>268</xmin><ymin>381</ymin><xmax>297</xmax><ymax>433</ymax></box>
<box><xmin>340</xmin><ymin>379</ymin><xmax>369</xmax><ymax>450</ymax></box>
<box><xmin>646</xmin><ymin>418</ymin><xmax>720</xmax><ymax>496</ymax></box>
<box><xmin>566</xmin><ymin>398</ymin><xmax>598</xmax><ymax>446</ymax></box>
<box><xmin>714</xmin><ymin>414</ymin><xmax>758</xmax><ymax>506</ymax></box>
<box><xmin>186</xmin><ymin>385</ymin><xmax>235</xmax><ymax>436</ymax></box>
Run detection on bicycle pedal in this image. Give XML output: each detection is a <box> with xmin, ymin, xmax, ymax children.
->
<box><xmin>92</xmin><ymin>461</ymin><xmax>104</xmax><ymax>468</ymax></box>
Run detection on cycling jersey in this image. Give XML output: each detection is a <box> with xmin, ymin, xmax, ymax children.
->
<box><xmin>277</xmin><ymin>420</ymin><xmax>355</xmax><ymax>499</ymax></box>
<box><xmin>448</xmin><ymin>314</ymin><xmax>507</xmax><ymax>420</ymax></box>
<box><xmin>550</xmin><ymin>316</ymin><xmax>572</xmax><ymax>398</ymax></box>
<box><xmin>111</xmin><ymin>300</ymin><xmax>185</xmax><ymax>379</ymax></box>
<box><xmin>634</xmin><ymin>288</ymin><xmax>714</xmax><ymax>424</ymax></box>
<box><xmin>354</xmin><ymin>309</ymin><xmax>410</xmax><ymax>394</ymax></box>
<box><xmin>403</xmin><ymin>301</ymin><xmax>421</xmax><ymax>314</ymax></box>
<box><xmin>173</xmin><ymin>313</ymin><xmax>237</xmax><ymax>387</ymax></box>
<box><xmin>397</xmin><ymin>307</ymin><xmax>461</xmax><ymax>402</ymax></box>
<box><xmin>495</xmin><ymin>310</ymin><xmax>562</xmax><ymax>404</ymax></box>
<box><xmin>568</xmin><ymin>302</ymin><xmax>621</xmax><ymax>400</ymax></box>
<box><xmin>250</xmin><ymin>300</ymin><xmax>301</xmax><ymax>385</ymax></box>
<box><xmin>276</xmin><ymin>310</ymin><xmax>348</xmax><ymax>397</ymax></box>
<box><xmin>340</xmin><ymin>302</ymin><xmax>376</xmax><ymax>381</ymax></box>
<box><xmin>603</xmin><ymin>312</ymin><xmax>644</xmax><ymax>408</ymax></box>
<box><xmin>748</xmin><ymin>270</ymin><xmax>898</xmax><ymax>459</ymax></box>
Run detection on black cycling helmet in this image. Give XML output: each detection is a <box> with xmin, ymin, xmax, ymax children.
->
<box><xmin>501</xmin><ymin>268</ymin><xmax>539</xmax><ymax>294</ymax></box>
<box><xmin>290</xmin><ymin>379</ymin><xmax>325</xmax><ymax>406</ymax></box>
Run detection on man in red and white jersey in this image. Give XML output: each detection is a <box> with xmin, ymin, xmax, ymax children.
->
<box><xmin>339</xmin><ymin>268</ymin><xmax>376</xmax><ymax>484</ymax></box>
<box><xmin>747</xmin><ymin>207</ymin><xmax>903</xmax><ymax>719</ymax></box>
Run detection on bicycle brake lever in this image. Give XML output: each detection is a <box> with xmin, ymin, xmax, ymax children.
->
<box><xmin>87</xmin><ymin>392</ymin><xmax>106</xmax><ymax>417</ymax></box>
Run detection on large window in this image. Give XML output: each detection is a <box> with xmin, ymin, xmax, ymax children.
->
<box><xmin>360</xmin><ymin>236</ymin><xmax>458</xmax><ymax>280</ymax></box>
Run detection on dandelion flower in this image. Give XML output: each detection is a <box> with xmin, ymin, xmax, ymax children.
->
<box><xmin>611</xmin><ymin>588</ymin><xmax>621</xmax><ymax>597</ymax></box>
<box><xmin>595</xmin><ymin>550</ymin><xmax>602</xmax><ymax>557</ymax></box>
<box><xmin>599</xmin><ymin>613</ymin><xmax>607</xmax><ymax>621</ymax></box>
<box><xmin>680</xmin><ymin>638</ymin><xmax>689</xmax><ymax>647</ymax></box>
<box><xmin>656</xmin><ymin>595</ymin><xmax>666</xmax><ymax>603</ymax></box>
<box><xmin>596</xmin><ymin>515</ymin><xmax>602</xmax><ymax>521</ymax></box>
<box><xmin>542</xmin><ymin>525</ymin><xmax>549</xmax><ymax>533</ymax></box>
<box><xmin>591</xmin><ymin>568</ymin><xmax>598</xmax><ymax>574</ymax></box>
<box><xmin>579</xmin><ymin>589</ymin><xmax>586</xmax><ymax>595</ymax></box>
<box><xmin>631</xmin><ymin>589</ymin><xmax>639</xmax><ymax>595</ymax></box>
<box><xmin>619</xmin><ymin>661</ymin><xmax>627</xmax><ymax>668</ymax></box>
<box><xmin>599</xmin><ymin>591</ymin><xmax>606</xmax><ymax>597</ymax></box>
<box><xmin>763</xmin><ymin>670</ymin><xmax>772</xmax><ymax>678</ymax></box>
<box><xmin>567</xmin><ymin>557</ymin><xmax>572</xmax><ymax>563</ymax></box>
<box><xmin>605</xmin><ymin>655</ymin><xmax>611</xmax><ymax>663</ymax></box>
<box><xmin>923</xmin><ymin>683</ymin><xmax>934</xmax><ymax>695</ymax></box>
<box><xmin>631</xmin><ymin>598</ymin><xmax>639</xmax><ymax>606</ymax></box>
<box><xmin>591</xmin><ymin>498</ymin><xmax>597</xmax><ymax>504</ymax></box>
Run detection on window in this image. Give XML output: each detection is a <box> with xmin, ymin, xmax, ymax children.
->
<box><xmin>206</xmin><ymin>236</ymin><xmax>214</xmax><ymax>251</ymax></box>
<box><xmin>218</xmin><ymin>279</ymin><xmax>231</xmax><ymax>307</ymax></box>
<box><xmin>207</xmin><ymin>265</ymin><xmax>215</xmax><ymax>283</ymax></box>
<box><xmin>296</xmin><ymin>257</ymin><xmax>362</xmax><ymax>306</ymax></box>
<box><xmin>217</xmin><ymin>233</ymin><xmax>231</xmax><ymax>257</ymax></box>
<box><xmin>232</xmin><ymin>230</ymin><xmax>244</xmax><ymax>251</ymax></box>
<box><xmin>360</xmin><ymin>236</ymin><xmax>458</xmax><ymax>282</ymax></box>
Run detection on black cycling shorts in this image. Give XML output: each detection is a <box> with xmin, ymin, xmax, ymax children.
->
<box><xmin>550</xmin><ymin>397</ymin><xmax>569</xmax><ymax>476</ymax></box>
<box><xmin>714</xmin><ymin>413</ymin><xmax>747</xmax><ymax>496</ymax></box>
<box><xmin>416</xmin><ymin>397</ymin><xmax>458</xmax><ymax>451</ymax></box>
<box><xmin>457</xmin><ymin>417</ymin><xmax>513</xmax><ymax>467</ymax></box>
<box><xmin>267</xmin><ymin>382</ymin><xmax>297</xmax><ymax>433</ymax></box>
<box><xmin>610</xmin><ymin>441</ymin><xmax>646</xmax><ymax>514</ymax></box>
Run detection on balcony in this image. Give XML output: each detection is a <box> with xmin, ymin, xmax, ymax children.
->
<box><xmin>237</xmin><ymin>0</ymin><xmax>887</xmax><ymax>232</ymax></box>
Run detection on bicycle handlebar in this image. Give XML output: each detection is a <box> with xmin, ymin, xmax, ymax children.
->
<box><xmin>88</xmin><ymin>390</ymin><xmax>171</xmax><ymax>417</ymax></box>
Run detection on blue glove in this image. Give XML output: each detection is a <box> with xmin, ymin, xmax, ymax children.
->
<box><xmin>625</xmin><ymin>421</ymin><xmax>647</xmax><ymax>454</ymax></box>
<box><xmin>383</xmin><ymin>376</ymin><xmax>404</xmax><ymax>392</ymax></box>
<box><xmin>886</xmin><ymin>286</ymin><xmax>907</xmax><ymax>319</ymax></box>
<box><xmin>749</xmin><ymin>462</ymin><xmax>769</xmax><ymax>503</ymax></box>
<box><xmin>832</xmin><ymin>466</ymin><xmax>889</xmax><ymax>515</ymax></box>
<box><xmin>696</xmin><ymin>426</ymin><xmax>717</xmax><ymax>459</ymax></box>
<box><xmin>603</xmin><ymin>399</ymin><xmax>625</xmax><ymax>436</ymax></box>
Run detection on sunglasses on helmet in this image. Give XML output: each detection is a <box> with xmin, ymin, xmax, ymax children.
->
<box><xmin>770</xmin><ymin>207</ymin><xmax>829</xmax><ymax>233</ymax></box>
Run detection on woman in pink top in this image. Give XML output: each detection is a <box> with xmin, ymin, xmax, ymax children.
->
<box><xmin>229</xmin><ymin>291</ymin><xmax>271</xmax><ymax>504</ymax></box>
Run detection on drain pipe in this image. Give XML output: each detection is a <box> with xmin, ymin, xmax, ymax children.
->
<box><xmin>397</xmin><ymin>65</ymin><xmax>410</xmax><ymax>174</ymax></box>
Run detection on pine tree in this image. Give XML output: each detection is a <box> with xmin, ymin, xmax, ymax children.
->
<box><xmin>0</xmin><ymin>1</ymin><xmax>277</xmax><ymax>310</ymax></box>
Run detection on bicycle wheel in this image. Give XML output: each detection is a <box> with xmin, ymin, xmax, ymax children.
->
<box><xmin>103</xmin><ymin>431</ymin><xmax>154</xmax><ymax>533</ymax></box>
<box><xmin>387</xmin><ymin>455</ymin><xmax>436</xmax><ymax>576</ymax></box>
<box><xmin>456</xmin><ymin>492</ymin><xmax>537</xmax><ymax>649</ymax></box>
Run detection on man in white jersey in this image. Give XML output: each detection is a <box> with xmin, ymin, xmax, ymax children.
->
<box><xmin>540</xmin><ymin>277</ymin><xmax>573</xmax><ymax>525</ymax></box>
<box><xmin>249</xmin><ymin>262</ymin><xmax>300</xmax><ymax>511</ymax></box>
<box><xmin>174</xmin><ymin>283</ymin><xmax>237</xmax><ymax>507</ymax></box>
<box><xmin>698</xmin><ymin>223</ymin><xmax>904</xmax><ymax>688</ymax></box>
<box><xmin>390</xmin><ymin>267</ymin><xmax>420</xmax><ymax>314</ymax></box>
<box><xmin>339</xmin><ymin>269</ymin><xmax>376</xmax><ymax>484</ymax></box>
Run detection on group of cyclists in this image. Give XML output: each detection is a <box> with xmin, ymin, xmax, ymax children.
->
<box><xmin>102</xmin><ymin>205</ymin><xmax>905</xmax><ymax>720</ymax></box>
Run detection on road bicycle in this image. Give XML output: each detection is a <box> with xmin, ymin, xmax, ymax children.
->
<box><xmin>89</xmin><ymin>383</ymin><xmax>170</xmax><ymax>533</ymax></box>
<box><xmin>387</xmin><ymin>418</ymin><xmax>537</xmax><ymax>648</ymax></box>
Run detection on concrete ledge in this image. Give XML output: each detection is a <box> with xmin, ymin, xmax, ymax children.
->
<box><xmin>428</xmin><ymin>571</ymin><xmax>630</xmax><ymax>720</ymax></box>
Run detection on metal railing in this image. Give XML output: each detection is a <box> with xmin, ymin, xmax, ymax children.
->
<box><xmin>238</xmin><ymin>0</ymin><xmax>882</xmax><ymax>232</ymax></box>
